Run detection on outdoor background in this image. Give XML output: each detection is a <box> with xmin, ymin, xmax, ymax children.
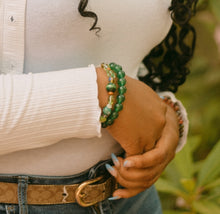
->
<box><xmin>157</xmin><ymin>0</ymin><xmax>220</xmax><ymax>213</ymax></box>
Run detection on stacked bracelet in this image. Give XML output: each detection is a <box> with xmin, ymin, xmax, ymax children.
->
<box><xmin>100</xmin><ymin>63</ymin><xmax>127</xmax><ymax>128</ymax></box>
<box><xmin>161</xmin><ymin>96</ymin><xmax>184</xmax><ymax>138</ymax></box>
<box><xmin>99</xmin><ymin>64</ymin><xmax>117</xmax><ymax>124</ymax></box>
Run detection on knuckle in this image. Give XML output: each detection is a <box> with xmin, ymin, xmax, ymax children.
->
<box><xmin>159</xmin><ymin>114</ymin><xmax>166</xmax><ymax>129</ymax></box>
<box><xmin>138</xmin><ymin>159</ymin><xmax>146</xmax><ymax>168</ymax></box>
<box><xmin>115</xmin><ymin>175</ymin><xmax>124</xmax><ymax>185</ymax></box>
<box><xmin>157</xmin><ymin>150</ymin><xmax>168</xmax><ymax>162</ymax></box>
<box><xmin>143</xmin><ymin>182</ymin><xmax>151</xmax><ymax>189</ymax></box>
<box><xmin>155</xmin><ymin>113</ymin><xmax>166</xmax><ymax>132</ymax></box>
<box><xmin>134</xmin><ymin>158</ymin><xmax>145</xmax><ymax>168</ymax></box>
<box><xmin>120</xmin><ymin>172</ymin><xmax>133</xmax><ymax>181</ymax></box>
<box><xmin>142</xmin><ymin>172</ymin><xmax>157</xmax><ymax>182</ymax></box>
<box><xmin>142</xmin><ymin>174</ymin><xmax>150</xmax><ymax>181</ymax></box>
<box><xmin>147</xmin><ymin>173</ymin><xmax>156</xmax><ymax>182</ymax></box>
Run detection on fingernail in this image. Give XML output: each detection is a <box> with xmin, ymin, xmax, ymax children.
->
<box><xmin>123</xmin><ymin>160</ymin><xmax>134</xmax><ymax>168</ymax></box>
<box><xmin>108</xmin><ymin>196</ymin><xmax>121</xmax><ymax>201</ymax></box>
<box><xmin>105</xmin><ymin>164</ymin><xmax>117</xmax><ymax>177</ymax></box>
<box><xmin>111</xmin><ymin>153</ymin><xmax>120</xmax><ymax>168</ymax></box>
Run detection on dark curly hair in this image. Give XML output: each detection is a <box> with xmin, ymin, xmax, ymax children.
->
<box><xmin>78</xmin><ymin>0</ymin><xmax>198</xmax><ymax>92</ymax></box>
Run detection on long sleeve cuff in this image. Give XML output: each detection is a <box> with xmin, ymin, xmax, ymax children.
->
<box><xmin>0</xmin><ymin>65</ymin><xmax>101</xmax><ymax>155</ymax></box>
<box><xmin>158</xmin><ymin>91</ymin><xmax>189</xmax><ymax>153</ymax></box>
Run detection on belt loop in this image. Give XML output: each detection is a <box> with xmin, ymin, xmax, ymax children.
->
<box><xmin>5</xmin><ymin>205</ymin><xmax>16</xmax><ymax>214</ymax></box>
<box><xmin>18</xmin><ymin>176</ymin><xmax>28</xmax><ymax>214</ymax></box>
<box><xmin>88</xmin><ymin>159</ymin><xmax>113</xmax><ymax>179</ymax></box>
<box><xmin>88</xmin><ymin>168</ymin><xmax>96</xmax><ymax>179</ymax></box>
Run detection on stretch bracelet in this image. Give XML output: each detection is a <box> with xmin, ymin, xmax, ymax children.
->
<box><xmin>100</xmin><ymin>63</ymin><xmax>127</xmax><ymax>128</ymax></box>
<box><xmin>161</xmin><ymin>96</ymin><xmax>184</xmax><ymax>138</ymax></box>
<box><xmin>100</xmin><ymin>64</ymin><xmax>117</xmax><ymax>124</ymax></box>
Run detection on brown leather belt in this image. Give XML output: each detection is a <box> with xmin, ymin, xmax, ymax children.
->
<box><xmin>0</xmin><ymin>176</ymin><xmax>116</xmax><ymax>207</ymax></box>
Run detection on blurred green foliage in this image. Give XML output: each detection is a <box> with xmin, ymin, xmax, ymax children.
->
<box><xmin>157</xmin><ymin>137</ymin><xmax>220</xmax><ymax>214</ymax></box>
<box><xmin>176</xmin><ymin>0</ymin><xmax>220</xmax><ymax>159</ymax></box>
<box><xmin>159</xmin><ymin>0</ymin><xmax>220</xmax><ymax>213</ymax></box>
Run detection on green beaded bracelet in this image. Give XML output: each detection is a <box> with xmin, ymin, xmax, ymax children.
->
<box><xmin>99</xmin><ymin>63</ymin><xmax>117</xmax><ymax>124</ymax></box>
<box><xmin>101</xmin><ymin>63</ymin><xmax>127</xmax><ymax>128</ymax></box>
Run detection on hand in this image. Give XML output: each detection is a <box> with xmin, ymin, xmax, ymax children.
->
<box><xmin>106</xmin><ymin>105</ymin><xmax>179</xmax><ymax>199</ymax></box>
<box><xmin>96</xmin><ymin>67</ymin><xmax>167</xmax><ymax>156</ymax></box>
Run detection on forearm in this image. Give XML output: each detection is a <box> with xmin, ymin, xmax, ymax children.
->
<box><xmin>0</xmin><ymin>65</ymin><xmax>101</xmax><ymax>155</ymax></box>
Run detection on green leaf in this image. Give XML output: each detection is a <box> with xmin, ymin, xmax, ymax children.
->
<box><xmin>205</xmin><ymin>189</ymin><xmax>220</xmax><ymax>202</ymax></box>
<box><xmin>156</xmin><ymin>178</ymin><xmax>185</xmax><ymax>197</ymax></box>
<box><xmin>180</xmin><ymin>178</ymin><xmax>196</xmax><ymax>193</ymax></box>
<box><xmin>193</xmin><ymin>200</ymin><xmax>220</xmax><ymax>214</ymax></box>
<box><xmin>209</xmin><ymin>0</ymin><xmax>220</xmax><ymax>21</ymax></box>
<box><xmin>189</xmin><ymin>135</ymin><xmax>202</xmax><ymax>153</ymax></box>
<box><xmin>203</xmin><ymin>178</ymin><xmax>220</xmax><ymax>190</ymax></box>
<box><xmin>193</xmin><ymin>160</ymin><xmax>204</xmax><ymax>174</ymax></box>
<box><xmin>197</xmin><ymin>140</ymin><xmax>220</xmax><ymax>187</ymax></box>
<box><xmin>173</xmin><ymin>139</ymin><xmax>194</xmax><ymax>179</ymax></box>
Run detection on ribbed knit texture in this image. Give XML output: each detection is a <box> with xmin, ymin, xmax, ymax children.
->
<box><xmin>0</xmin><ymin>65</ymin><xmax>101</xmax><ymax>155</ymax></box>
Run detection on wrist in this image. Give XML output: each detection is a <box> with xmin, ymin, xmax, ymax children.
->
<box><xmin>158</xmin><ymin>91</ymin><xmax>189</xmax><ymax>152</ymax></box>
<box><xmin>96</xmin><ymin>67</ymin><xmax>109</xmax><ymax>109</ymax></box>
<box><xmin>161</xmin><ymin>96</ymin><xmax>184</xmax><ymax>138</ymax></box>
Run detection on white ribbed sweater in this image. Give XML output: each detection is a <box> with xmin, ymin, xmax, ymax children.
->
<box><xmin>0</xmin><ymin>0</ymin><xmax>179</xmax><ymax>175</ymax></box>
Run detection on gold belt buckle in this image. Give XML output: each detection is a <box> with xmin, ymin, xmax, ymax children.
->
<box><xmin>75</xmin><ymin>176</ymin><xmax>103</xmax><ymax>207</ymax></box>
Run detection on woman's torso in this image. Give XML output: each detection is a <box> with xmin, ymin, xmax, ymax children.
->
<box><xmin>0</xmin><ymin>0</ymin><xmax>172</xmax><ymax>175</ymax></box>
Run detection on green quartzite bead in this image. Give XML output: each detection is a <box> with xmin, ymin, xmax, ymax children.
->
<box><xmin>113</xmin><ymin>65</ymin><xmax>122</xmax><ymax>73</ymax></box>
<box><xmin>115</xmin><ymin>103</ymin><xmax>123</xmax><ymax>112</ymax></box>
<box><xmin>109</xmin><ymin>63</ymin><xmax>116</xmax><ymax>70</ymax></box>
<box><xmin>118</xmin><ymin>86</ymin><xmax>127</xmax><ymax>94</ymax></box>
<box><xmin>115</xmin><ymin>64</ymin><xmax>122</xmax><ymax>71</ymax></box>
<box><xmin>118</xmin><ymin>78</ymin><xmax>126</xmax><ymax>86</ymax></box>
<box><xmin>117</xmin><ymin>71</ymin><xmax>125</xmax><ymax>78</ymax></box>
<box><xmin>106</xmin><ymin>118</ymin><xmax>114</xmax><ymax>126</ymax></box>
<box><xmin>117</xmin><ymin>95</ymin><xmax>125</xmax><ymax>104</ymax></box>
<box><xmin>110</xmin><ymin>112</ymin><xmax>119</xmax><ymax>120</ymax></box>
<box><xmin>103</xmin><ymin>106</ymin><xmax>111</xmax><ymax>116</ymax></box>
<box><xmin>106</xmin><ymin>83</ymin><xmax>117</xmax><ymax>92</ymax></box>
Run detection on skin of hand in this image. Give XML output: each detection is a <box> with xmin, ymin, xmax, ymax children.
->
<box><xmin>96</xmin><ymin>67</ymin><xmax>167</xmax><ymax>156</ymax></box>
<box><xmin>110</xmin><ymin>105</ymin><xmax>179</xmax><ymax>199</ymax></box>
<box><xmin>97</xmin><ymin>66</ymin><xmax>179</xmax><ymax>198</ymax></box>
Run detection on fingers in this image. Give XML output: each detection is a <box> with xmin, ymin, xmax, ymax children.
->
<box><xmin>123</xmin><ymin>147</ymin><xmax>167</xmax><ymax>169</ymax></box>
<box><xmin>112</xmin><ymin>174</ymin><xmax>161</xmax><ymax>199</ymax></box>
<box><xmin>123</xmin><ymin>104</ymin><xmax>180</xmax><ymax>170</ymax></box>
<box><xmin>106</xmin><ymin>163</ymin><xmax>149</xmax><ymax>189</ymax></box>
<box><xmin>106</xmin><ymin>154</ymin><xmax>163</xmax><ymax>199</ymax></box>
<box><xmin>105</xmin><ymin>103</ymin><xmax>181</xmax><ymax>199</ymax></box>
<box><xmin>112</xmin><ymin>156</ymin><xmax>162</xmax><ymax>182</ymax></box>
<box><xmin>113</xmin><ymin>188</ymin><xmax>145</xmax><ymax>199</ymax></box>
<box><xmin>123</xmin><ymin>121</ymin><xmax>178</xmax><ymax>169</ymax></box>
